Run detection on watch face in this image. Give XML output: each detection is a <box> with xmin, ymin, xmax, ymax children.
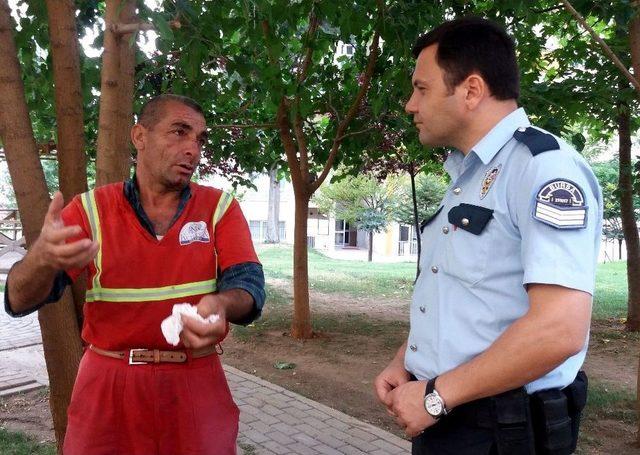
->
<box><xmin>425</xmin><ymin>393</ymin><xmax>443</xmax><ymax>416</ymax></box>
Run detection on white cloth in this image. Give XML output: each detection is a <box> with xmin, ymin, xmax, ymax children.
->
<box><xmin>161</xmin><ymin>303</ymin><xmax>220</xmax><ymax>346</ymax></box>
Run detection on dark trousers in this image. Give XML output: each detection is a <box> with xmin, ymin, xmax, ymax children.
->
<box><xmin>411</xmin><ymin>371</ymin><xmax>587</xmax><ymax>455</ymax></box>
<box><xmin>411</xmin><ymin>414</ymin><xmax>500</xmax><ymax>455</ymax></box>
<box><xmin>412</xmin><ymin>388</ymin><xmax>536</xmax><ymax>455</ymax></box>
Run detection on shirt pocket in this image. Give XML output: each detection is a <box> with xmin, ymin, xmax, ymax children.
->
<box><xmin>443</xmin><ymin>203</ymin><xmax>494</xmax><ymax>285</ymax></box>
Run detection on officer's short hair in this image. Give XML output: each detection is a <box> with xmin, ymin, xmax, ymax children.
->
<box><xmin>412</xmin><ymin>17</ymin><xmax>519</xmax><ymax>101</ymax></box>
<box><xmin>138</xmin><ymin>94</ymin><xmax>205</xmax><ymax>129</ymax></box>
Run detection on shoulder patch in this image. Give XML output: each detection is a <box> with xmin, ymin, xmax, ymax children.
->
<box><xmin>533</xmin><ymin>179</ymin><xmax>587</xmax><ymax>229</ymax></box>
<box><xmin>513</xmin><ymin>127</ymin><xmax>559</xmax><ymax>156</ymax></box>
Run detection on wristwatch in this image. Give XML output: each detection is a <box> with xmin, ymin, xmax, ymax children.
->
<box><xmin>423</xmin><ymin>376</ymin><xmax>448</xmax><ymax>420</ymax></box>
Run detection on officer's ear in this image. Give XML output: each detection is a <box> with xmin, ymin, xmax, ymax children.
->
<box><xmin>461</xmin><ymin>73</ymin><xmax>485</xmax><ymax>111</ymax></box>
<box><xmin>131</xmin><ymin>124</ymin><xmax>147</xmax><ymax>152</ymax></box>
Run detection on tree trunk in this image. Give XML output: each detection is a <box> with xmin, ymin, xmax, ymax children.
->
<box><xmin>0</xmin><ymin>3</ymin><xmax>83</xmax><ymax>451</ymax></box>
<box><xmin>410</xmin><ymin>166</ymin><xmax>420</xmax><ymax>280</ymax></box>
<box><xmin>291</xmin><ymin>191</ymin><xmax>312</xmax><ymax>339</ymax></box>
<box><xmin>617</xmin><ymin>106</ymin><xmax>640</xmax><ymax>331</ymax></box>
<box><xmin>44</xmin><ymin>0</ymin><xmax>88</xmax><ymax>330</ymax></box>
<box><xmin>616</xmin><ymin>238</ymin><xmax>621</xmax><ymax>260</ymax></box>
<box><xmin>45</xmin><ymin>0</ymin><xmax>87</xmax><ymax>202</ymax></box>
<box><xmin>368</xmin><ymin>230</ymin><xmax>373</xmax><ymax>262</ymax></box>
<box><xmin>95</xmin><ymin>0</ymin><xmax>136</xmax><ymax>186</ymax></box>
<box><xmin>630</xmin><ymin>7</ymin><xmax>640</xmax><ymax>97</ymax></box>
<box><xmin>265</xmin><ymin>166</ymin><xmax>281</xmax><ymax>243</ymax></box>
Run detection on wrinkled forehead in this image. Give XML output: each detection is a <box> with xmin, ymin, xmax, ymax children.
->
<box><xmin>159</xmin><ymin>101</ymin><xmax>206</xmax><ymax>129</ymax></box>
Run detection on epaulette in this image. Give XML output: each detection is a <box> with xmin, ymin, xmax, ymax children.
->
<box><xmin>513</xmin><ymin>126</ymin><xmax>559</xmax><ymax>156</ymax></box>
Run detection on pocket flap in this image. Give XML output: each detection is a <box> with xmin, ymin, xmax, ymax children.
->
<box><xmin>447</xmin><ymin>204</ymin><xmax>494</xmax><ymax>235</ymax></box>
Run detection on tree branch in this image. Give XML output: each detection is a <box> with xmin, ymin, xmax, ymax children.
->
<box><xmin>293</xmin><ymin>110</ymin><xmax>310</xmax><ymax>181</ymax></box>
<box><xmin>336</xmin><ymin>126</ymin><xmax>376</xmax><ymax>142</ymax></box>
<box><xmin>311</xmin><ymin>15</ymin><xmax>382</xmax><ymax>194</ymax></box>
<box><xmin>530</xmin><ymin>5</ymin><xmax>564</xmax><ymax>14</ymax></box>
<box><xmin>110</xmin><ymin>20</ymin><xmax>181</xmax><ymax>35</ymax></box>
<box><xmin>261</xmin><ymin>20</ymin><xmax>281</xmax><ymax>70</ymax></box>
<box><xmin>561</xmin><ymin>0</ymin><xmax>640</xmax><ymax>93</ymax></box>
<box><xmin>209</xmin><ymin>123</ymin><xmax>276</xmax><ymax>129</ymax></box>
<box><xmin>297</xmin><ymin>11</ymin><xmax>319</xmax><ymax>85</ymax></box>
<box><xmin>276</xmin><ymin>100</ymin><xmax>305</xmax><ymax>195</ymax></box>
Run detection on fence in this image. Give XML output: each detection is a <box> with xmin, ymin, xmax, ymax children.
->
<box><xmin>0</xmin><ymin>209</ymin><xmax>25</xmax><ymax>277</ymax></box>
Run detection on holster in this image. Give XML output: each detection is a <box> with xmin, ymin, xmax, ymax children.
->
<box><xmin>530</xmin><ymin>371</ymin><xmax>588</xmax><ymax>454</ymax></box>
<box><xmin>491</xmin><ymin>388</ymin><xmax>536</xmax><ymax>455</ymax></box>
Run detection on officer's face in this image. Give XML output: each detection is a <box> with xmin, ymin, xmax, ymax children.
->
<box><xmin>405</xmin><ymin>44</ymin><xmax>467</xmax><ymax>149</ymax></box>
<box><xmin>134</xmin><ymin>101</ymin><xmax>207</xmax><ymax>191</ymax></box>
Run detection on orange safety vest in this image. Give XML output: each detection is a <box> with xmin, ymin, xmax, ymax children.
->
<box><xmin>74</xmin><ymin>182</ymin><xmax>233</xmax><ymax>350</ymax></box>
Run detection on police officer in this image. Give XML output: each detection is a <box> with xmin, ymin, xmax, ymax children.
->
<box><xmin>374</xmin><ymin>17</ymin><xmax>602</xmax><ymax>454</ymax></box>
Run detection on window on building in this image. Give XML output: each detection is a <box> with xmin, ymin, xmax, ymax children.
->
<box><xmin>399</xmin><ymin>225</ymin><xmax>410</xmax><ymax>242</ymax></box>
<box><xmin>335</xmin><ymin>219</ymin><xmax>350</xmax><ymax>246</ymax></box>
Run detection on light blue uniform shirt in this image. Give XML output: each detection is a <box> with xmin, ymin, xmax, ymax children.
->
<box><xmin>405</xmin><ymin>108</ymin><xmax>603</xmax><ymax>393</ymax></box>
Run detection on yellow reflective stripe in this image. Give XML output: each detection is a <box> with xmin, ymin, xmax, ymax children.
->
<box><xmin>85</xmin><ymin>279</ymin><xmax>217</xmax><ymax>303</ymax></box>
<box><xmin>212</xmin><ymin>192</ymin><xmax>233</xmax><ymax>227</ymax></box>
<box><xmin>80</xmin><ymin>191</ymin><xmax>102</xmax><ymax>291</ymax></box>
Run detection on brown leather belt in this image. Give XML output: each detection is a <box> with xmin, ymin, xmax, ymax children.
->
<box><xmin>89</xmin><ymin>344</ymin><xmax>219</xmax><ymax>365</ymax></box>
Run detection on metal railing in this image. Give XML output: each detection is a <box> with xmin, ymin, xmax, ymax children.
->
<box><xmin>0</xmin><ymin>209</ymin><xmax>25</xmax><ymax>275</ymax></box>
<box><xmin>398</xmin><ymin>240</ymin><xmax>418</xmax><ymax>256</ymax></box>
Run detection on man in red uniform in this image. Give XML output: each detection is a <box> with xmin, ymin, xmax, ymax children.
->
<box><xmin>5</xmin><ymin>94</ymin><xmax>265</xmax><ymax>455</ymax></box>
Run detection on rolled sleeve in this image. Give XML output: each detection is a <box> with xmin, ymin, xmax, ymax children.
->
<box><xmin>517</xmin><ymin>150</ymin><xmax>603</xmax><ymax>295</ymax></box>
<box><xmin>217</xmin><ymin>262</ymin><xmax>265</xmax><ymax>325</ymax></box>
<box><xmin>4</xmin><ymin>268</ymin><xmax>71</xmax><ymax>317</ymax></box>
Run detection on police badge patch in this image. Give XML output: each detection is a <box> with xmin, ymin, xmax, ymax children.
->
<box><xmin>179</xmin><ymin>221</ymin><xmax>211</xmax><ymax>245</ymax></box>
<box><xmin>533</xmin><ymin>179</ymin><xmax>587</xmax><ymax>229</ymax></box>
<box><xmin>480</xmin><ymin>164</ymin><xmax>501</xmax><ymax>199</ymax></box>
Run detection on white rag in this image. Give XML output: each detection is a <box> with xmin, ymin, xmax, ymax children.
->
<box><xmin>161</xmin><ymin>303</ymin><xmax>221</xmax><ymax>346</ymax></box>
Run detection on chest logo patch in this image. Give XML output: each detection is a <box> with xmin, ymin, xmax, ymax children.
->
<box><xmin>533</xmin><ymin>179</ymin><xmax>587</xmax><ymax>229</ymax></box>
<box><xmin>479</xmin><ymin>164</ymin><xmax>501</xmax><ymax>200</ymax></box>
<box><xmin>179</xmin><ymin>221</ymin><xmax>211</xmax><ymax>245</ymax></box>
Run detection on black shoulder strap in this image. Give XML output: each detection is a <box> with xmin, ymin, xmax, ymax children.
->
<box><xmin>513</xmin><ymin>127</ymin><xmax>559</xmax><ymax>156</ymax></box>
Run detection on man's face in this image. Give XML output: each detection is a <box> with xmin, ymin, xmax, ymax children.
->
<box><xmin>135</xmin><ymin>101</ymin><xmax>207</xmax><ymax>191</ymax></box>
<box><xmin>405</xmin><ymin>45</ymin><xmax>465</xmax><ymax>148</ymax></box>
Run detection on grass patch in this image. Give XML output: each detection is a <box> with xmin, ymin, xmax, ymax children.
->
<box><xmin>583</xmin><ymin>380</ymin><xmax>636</xmax><ymax>424</ymax></box>
<box><xmin>593</xmin><ymin>261</ymin><xmax>627</xmax><ymax>319</ymax></box>
<box><xmin>574</xmin><ymin>380</ymin><xmax>636</xmax><ymax>454</ymax></box>
<box><xmin>232</xmin><ymin>284</ymin><xmax>409</xmax><ymax>342</ymax></box>
<box><xmin>257</xmin><ymin>245</ymin><xmax>630</xmax><ymax>320</ymax></box>
<box><xmin>0</xmin><ymin>428</ymin><xmax>55</xmax><ymax>455</ymax></box>
<box><xmin>257</xmin><ymin>245</ymin><xmax>416</xmax><ymax>300</ymax></box>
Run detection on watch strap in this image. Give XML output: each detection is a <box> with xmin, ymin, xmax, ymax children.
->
<box><xmin>425</xmin><ymin>376</ymin><xmax>438</xmax><ymax>396</ymax></box>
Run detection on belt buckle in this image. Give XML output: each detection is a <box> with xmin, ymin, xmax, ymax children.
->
<box><xmin>128</xmin><ymin>349</ymin><xmax>149</xmax><ymax>365</ymax></box>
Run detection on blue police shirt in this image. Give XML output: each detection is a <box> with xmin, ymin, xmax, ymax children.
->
<box><xmin>405</xmin><ymin>108</ymin><xmax>603</xmax><ymax>393</ymax></box>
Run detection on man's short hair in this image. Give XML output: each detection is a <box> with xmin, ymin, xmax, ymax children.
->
<box><xmin>138</xmin><ymin>94</ymin><xmax>205</xmax><ymax>129</ymax></box>
<box><xmin>412</xmin><ymin>17</ymin><xmax>519</xmax><ymax>100</ymax></box>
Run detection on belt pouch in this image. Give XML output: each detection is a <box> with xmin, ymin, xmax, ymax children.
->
<box><xmin>563</xmin><ymin>371</ymin><xmax>588</xmax><ymax>452</ymax></box>
<box><xmin>530</xmin><ymin>389</ymin><xmax>573</xmax><ymax>454</ymax></box>
<box><xmin>492</xmin><ymin>389</ymin><xmax>535</xmax><ymax>455</ymax></box>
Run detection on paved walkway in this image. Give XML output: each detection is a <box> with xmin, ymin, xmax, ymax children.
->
<box><xmin>0</xmin><ymin>310</ymin><xmax>411</xmax><ymax>454</ymax></box>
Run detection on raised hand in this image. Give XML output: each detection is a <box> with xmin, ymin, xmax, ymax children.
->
<box><xmin>32</xmin><ymin>191</ymin><xmax>99</xmax><ymax>271</ymax></box>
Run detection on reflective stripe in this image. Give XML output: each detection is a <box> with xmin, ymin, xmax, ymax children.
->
<box><xmin>78</xmin><ymin>188</ymin><xmax>224</xmax><ymax>303</ymax></box>
<box><xmin>80</xmin><ymin>191</ymin><xmax>102</xmax><ymax>291</ymax></box>
<box><xmin>85</xmin><ymin>279</ymin><xmax>217</xmax><ymax>303</ymax></box>
<box><xmin>212</xmin><ymin>192</ymin><xmax>233</xmax><ymax>226</ymax></box>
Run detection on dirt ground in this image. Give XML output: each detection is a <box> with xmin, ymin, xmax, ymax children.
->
<box><xmin>1</xmin><ymin>286</ymin><xmax>639</xmax><ymax>454</ymax></box>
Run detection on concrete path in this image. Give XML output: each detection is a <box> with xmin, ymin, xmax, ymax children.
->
<box><xmin>0</xmin><ymin>310</ymin><xmax>411</xmax><ymax>454</ymax></box>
